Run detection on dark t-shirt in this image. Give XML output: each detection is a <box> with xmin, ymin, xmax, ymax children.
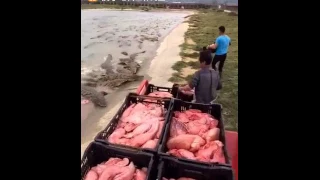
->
<box><xmin>188</xmin><ymin>68</ymin><xmax>221</xmax><ymax>104</ymax></box>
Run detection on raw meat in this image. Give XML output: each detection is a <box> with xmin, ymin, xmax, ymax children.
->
<box><xmin>121</xmin><ymin>104</ymin><xmax>136</xmax><ymax>120</ymax></box>
<box><xmin>108</xmin><ymin>128</ymin><xmax>126</xmax><ymax>144</ymax></box>
<box><xmin>167</xmin><ymin>134</ymin><xmax>205</xmax><ymax>152</ymax></box>
<box><xmin>168</xmin><ymin>149</ymin><xmax>196</xmax><ymax>160</ymax></box>
<box><xmin>135</xmin><ymin>169</ymin><xmax>147</xmax><ymax>180</ymax></box>
<box><xmin>124</xmin><ymin>123</ymin><xmax>152</xmax><ymax>138</ymax></box>
<box><xmin>141</xmin><ymin>139</ymin><xmax>158</xmax><ymax>149</ymax></box>
<box><xmin>124</xmin><ymin>123</ymin><xmax>138</xmax><ymax>132</ymax></box>
<box><xmin>204</xmin><ymin>128</ymin><xmax>220</xmax><ymax>142</ymax></box>
<box><xmin>85</xmin><ymin>170</ymin><xmax>98</xmax><ymax>180</ymax></box>
<box><xmin>130</xmin><ymin>119</ymin><xmax>159</xmax><ymax>147</ymax></box>
<box><xmin>115</xmin><ymin>158</ymin><xmax>130</xmax><ymax>167</ymax></box>
<box><xmin>107</xmin><ymin>101</ymin><xmax>166</xmax><ymax>150</ymax></box>
<box><xmin>174</xmin><ymin>112</ymin><xmax>189</xmax><ymax>123</ymax></box>
<box><xmin>166</xmin><ymin>109</ymin><xmax>226</xmax><ymax>164</ymax></box>
<box><xmin>84</xmin><ymin>158</ymin><xmax>148</xmax><ymax>180</ymax></box>
<box><xmin>92</xmin><ymin>164</ymin><xmax>107</xmax><ymax>175</ymax></box>
<box><xmin>148</xmin><ymin>91</ymin><xmax>173</xmax><ymax>98</ymax></box>
<box><xmin>104</xmin><ymin>158</ymin><xmax>122</xmax><ymax>166</ymax></box>
<box><xmin>170</xmin><ymin>118</ymin><xmax>188</xmax><ymax>137</ymax></box>
<box><xmin>114</xmin><ymin>162</ymin><xmax>135</xmax><ymax>180</ymax></box>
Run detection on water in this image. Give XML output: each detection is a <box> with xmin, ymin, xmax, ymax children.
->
<box><xmin>81</xmin><ymin>9</ymin><xmax>187</xmax><ymax>73</ymax></box>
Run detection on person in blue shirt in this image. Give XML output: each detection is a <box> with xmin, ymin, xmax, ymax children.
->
<box><xmin>208</xmin><ymin>26</ymin><xmax>231</xmax><ymax>77</ymax></box>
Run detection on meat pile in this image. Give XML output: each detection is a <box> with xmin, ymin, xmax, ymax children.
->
<box><xmin>163</xmin><ymin>178</ymin><xmax>195</xmax><ymax>180</ymax></box>
<box><xmin>147</xmin><ymin>91</ymin><xmax>173</xmax><ymax>98</ymax></box>
<box><xmin>108</xmin><ymin>102</ymin><xmax>166</xmax><ymax>149</ymax></box>
<box><xmin>166</xmin><ymin>109</ymin><xmax>226</xmax><ymax>163</ymax></box>
<box><xmin>85</xmin><ymin>157</ymin><xmax>148</xmax><ymax>180</ymax></box>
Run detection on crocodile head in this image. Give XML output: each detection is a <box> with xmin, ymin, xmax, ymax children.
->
<box><xmin>99</xmin><ymin>91</ymin><xmax>108</xmax><ymax>96</ymax></box>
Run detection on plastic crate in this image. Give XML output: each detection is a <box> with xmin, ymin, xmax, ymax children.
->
<box><xmin>94</xmin><ymin>93</ymin><xmax>172</xmax><ymax>154</ymax></box>
<box><xmin>158</xmin><ymin>99</ymin><xmax>231</xmax><ymax>166</ymax></box>
<box><xmin>136</xmin><ymin>80</ymin><xmax>149</xmax><ymax>95</ymax></box>
<box><xmin>81</xmin><ymin>142</ymin><xmax>156</xmax><ymax>180</ymax></box>
<box><xmin>142</xmin><ymin>83</ymin><xmax>179</xmax><ymax>99</ymax></box>
<box><xmin>157</xmin><ymin>157</ymin><xmax>233</xmax><ymax>180</ymax></box>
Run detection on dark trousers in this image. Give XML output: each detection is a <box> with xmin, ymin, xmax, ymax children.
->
<box><xmin>212</xmin><ymin>53</ymin><xmax>227</xmax><ymax>77</ymax></box>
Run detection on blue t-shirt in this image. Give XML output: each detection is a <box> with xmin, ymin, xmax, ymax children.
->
<box><xmin>215</xmin><ymin>35</ymin><xmax>231</xmax><ymax>55</ymax></box>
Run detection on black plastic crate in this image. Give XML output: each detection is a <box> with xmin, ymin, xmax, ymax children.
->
<box><xmin>157</xmin><ymin>157</ymin><xmax>233</xmax><ymax>180</ymax></box>
<box><xmin>143</xmin><ymin>84</ymin><xmax>179</xmax><ymax>99</ymax></box>
<box><xmin>94</xmin><ymin>93</ymin><xmax>172</xmax><ymax>154</ymax></box>
<box><xmin>81</xmin><ymin>142</ymin><xmax>156</xmax><ymax>180</ymax></box>
<box><xmin>158</xmin><ymin>99</ymin><xmax>231</xmax><ymax>166</ymax></box>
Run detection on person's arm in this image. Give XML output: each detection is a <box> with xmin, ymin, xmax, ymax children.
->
<box><xmin>208</xmin><ymin>43</ymin><xmax>217</xmax><ymax>49</ymax></box>
<box><xmin>208</xmin><ymin>37</ymin><xmax>220</xmax><ymax>49</ymax></box>
<box><xmin>179</xmin><ymin>71</ymin><xmax>199</xmax><ymax>91</ymax></box>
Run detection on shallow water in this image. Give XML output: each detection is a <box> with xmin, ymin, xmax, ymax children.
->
<box><xmin>81</xmin><ymin>10</ymin><xmax>189</xmax><ymax>144</ymax></box>
<box><xmin>81</xmin><ymin>9</ymin><xmax>187</xmax><ymax>73</ymax></box>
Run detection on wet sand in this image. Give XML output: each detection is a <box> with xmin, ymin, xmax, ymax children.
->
<box><xmin>81</xmin><ymin>10</ymin><xmax>193</xmax><ymax>157</ymax></box>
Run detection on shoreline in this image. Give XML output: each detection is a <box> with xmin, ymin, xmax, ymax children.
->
<box><xmin>148</xmin><ymin>17</ymin><xmax>192</xmax><ymax>86</ymax></box>
<box><xmin>81</xmin><ymin>17</ymin><xmax>191</xmax><ymax>157</ymax></box>
<box><xmin>81</xmin><ymin>6</ymin><xmax>195</xmax><ymax>14</ymax></box>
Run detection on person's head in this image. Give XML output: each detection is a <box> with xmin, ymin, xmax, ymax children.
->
<box><xmin>219</xmin><ymin>26</ymin><xmax>225</xmax><ymax>35</ymax></box>
<box><xmin>199</xmin><ymin>47</ymin><xmax>212</xmax><ymax>68</ymax></box>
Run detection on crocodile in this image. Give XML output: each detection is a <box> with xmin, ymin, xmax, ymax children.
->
<box><xmin>81</xmin><ymin>52</ymin><xmax>144</xmax><ymax>88</ymax></box>
<box><xmin>119</xmin><ymin>58</ymin><xmax>132</xmax><ymax>64</ymax></box>
<box><xmin>101</xmin><ymin>73</ymin><xmax>141</xmax><ymax>81</ymax></box>
<box><xmin>83</xmin><ymin>81</ymin><xmax>97</xmax><ymax>87</ymax></box>
<box><xmin>116</xmin><ymin>66</ymin><xmax>133</xmax><ymax>74</ymax></box>
<box><xmin>103</xmin><ymin>75</ymin><xmax>143</xmax><ymax>87</ymax></box>
<box><xmin>101</xmin><ymin>54</ymin><xmax>113</xmax><ymax>71</ymax></box>
<box><xmin>103</xmin><ymin>79</ymin><xmax>131</xmax><ymax>87</ymax></box>
<box><xmin>81</xmin><ymin>85</ymin><xmax>108</xmax><ymax>107</ymax></box>
<box><xmin>82</xmin><ymin>77</ymin><xmax>99</xmax><ymax>82</ymax></box>
<box><xmin>129</xmin><ymin>50</ymin><xmax>146</xmax><ymax>61</ymax></box>
<box><xmin>118</xmin><ymin>57</ymin><xmax>141</xmax><ymax>74</ymax></box>
<box><xmin>121</xmin><ymin>51</ymin><xmax>128</xmax><ymax>56</ymax></box>
<box><xmin>127</xmin><ymin>61</ymin><xmax>140</xmax><ymax>74</ymax></box>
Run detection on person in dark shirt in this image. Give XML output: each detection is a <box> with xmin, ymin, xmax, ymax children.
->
<box><xmin>179</xmin><ymin>47</ymin><xmax>221</xmax><ymax>104</ymax></box>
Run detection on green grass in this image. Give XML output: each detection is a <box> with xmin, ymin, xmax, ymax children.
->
<box><xmin>170</xmin><ymin>10</ymin><xmax>238</xmax><ymax>131</ymax></box>
<box><xmin>186</xmin><ymin>61</ymin><xmax>199</xmax><ymax>69</ymax></box>
<box><xmin>179</xmin><ymin>51</ymin><xmax>199</xmax><ymax>58</ymax></box>
<box><xmin>168</xmin><ymin>72</ymin><xmax>185</xmax><ymax>82</ymax></box>
<box><xmin>172</xmin><ymin>61</ymin><xmax>188</xmax><ymax>72</ymax></box>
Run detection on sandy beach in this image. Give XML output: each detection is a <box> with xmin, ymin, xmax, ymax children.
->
<box><xmin>81</xmin><ymin>11</ymin><xmax>192</xmax><ymax>157</ymax></box>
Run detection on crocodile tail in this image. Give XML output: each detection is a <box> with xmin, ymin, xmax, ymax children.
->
<box><xmin>134</xmin><ymin>75</ymin><xmax>144</xmax><ymax>81</ymax></box>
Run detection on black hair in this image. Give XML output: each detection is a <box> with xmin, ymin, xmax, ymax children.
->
<box><xmin>219</xmin><ymin>26</ymin><xmax>225</xmax><ymax>33</ymax></box>
<box><xmin>199</xmin><ymin>47</ymin><xmax>212</xmax><ymax>65</ymax></box>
